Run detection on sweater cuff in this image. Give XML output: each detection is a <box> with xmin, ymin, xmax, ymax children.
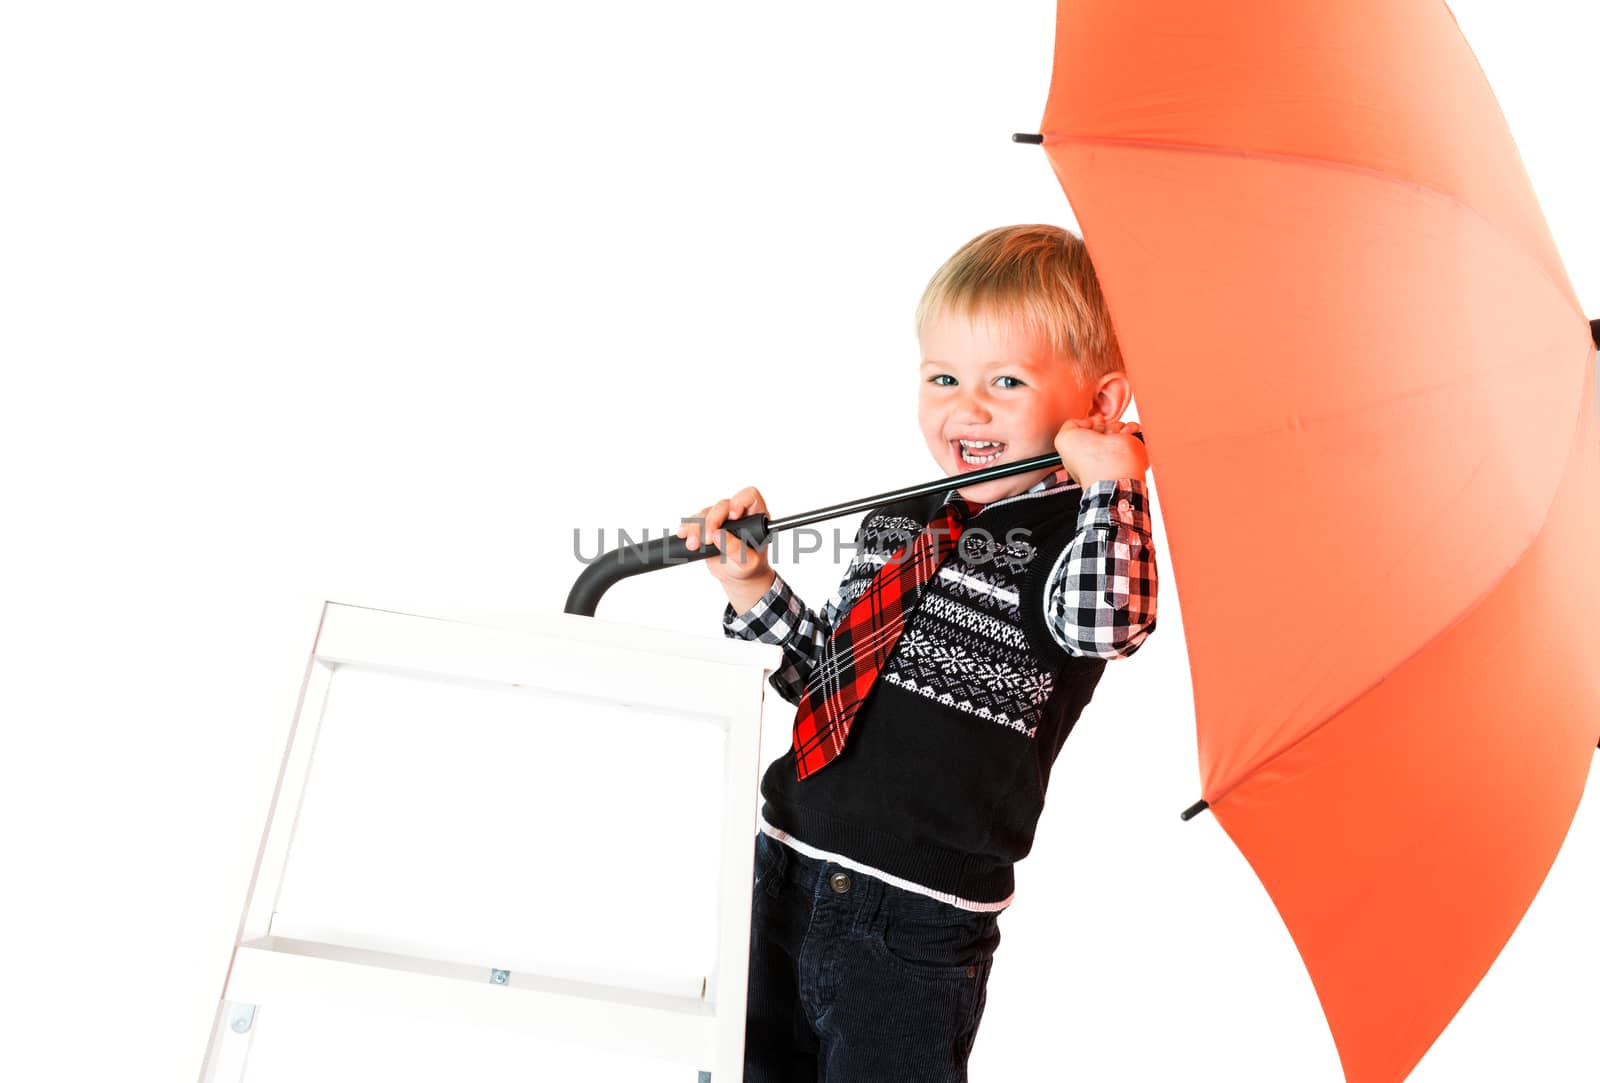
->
<box><xmin>1076</xmin><ymin>478</ymin><xmax>1152</xmax><ymax>535</ymax></box>
<box><xmin>723</xmin><ymin>573</ymin><xmax>801</xmax><ymax>641</ymax></box>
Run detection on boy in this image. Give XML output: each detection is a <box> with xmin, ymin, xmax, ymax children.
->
<box><xmin>676</xmin><ymin>224</ymin><xmax>1157</xmax><ymax>1081</ymax></box>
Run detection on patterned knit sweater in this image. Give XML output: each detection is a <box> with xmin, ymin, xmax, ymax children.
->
<box><xmin>723</xmin><ymin>471</ymin><xmax>1157</xmax><ymax>908</ymax></box>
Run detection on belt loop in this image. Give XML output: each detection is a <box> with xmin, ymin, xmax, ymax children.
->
<box><xmin>858</xmin><ymin>870</ymin><xmax>887</xmax><ymax>936</ymax></box>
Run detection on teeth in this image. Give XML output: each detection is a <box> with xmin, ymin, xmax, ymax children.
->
<box><xmin>957</xmin><ymin>439</ymin><xmax>1004</xmax><ymax>465</ymax></box>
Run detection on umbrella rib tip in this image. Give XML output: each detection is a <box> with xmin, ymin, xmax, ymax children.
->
<box><xmin>1180</xmin><ymin>798</ymin><xmax>1210</xmax><ymax>822</ymax></box>
<box><xmin>1012</xmin><ymin>132</ymin><xmax>1044</xmax><ymax>145</ymax></box>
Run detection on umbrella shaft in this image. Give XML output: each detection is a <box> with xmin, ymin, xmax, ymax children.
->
<box><xmin>766</xmin><ymin>451</ymin><xmax>1065</xmax><ymax>533</ymax></box>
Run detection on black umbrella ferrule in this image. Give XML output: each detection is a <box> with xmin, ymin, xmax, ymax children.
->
<box><xmin>1180</xmin><ymin>799</ymin><xmax>1210</xmax><ymax>822</ymax></box>
<box><xmin>1012</xmin><ymin>132</ymin><xmax>1044</xmax><ymax>144</ymax></box>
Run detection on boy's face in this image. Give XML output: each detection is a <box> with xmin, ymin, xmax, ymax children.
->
<box><xmin>917</xmin><ymin>305</ymin><xmax>1099</xmax><ymax>504</ymax></box>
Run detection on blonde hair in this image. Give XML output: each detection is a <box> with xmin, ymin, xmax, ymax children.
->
<box><xmin>915</xmin><ymin>224</ymin><xmax>1123</xmax><ymax>381</ymax></box>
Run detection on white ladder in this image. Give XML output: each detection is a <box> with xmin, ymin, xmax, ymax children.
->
<box><xmin>197</xmin><ymin>601</ymin><xmax>781</xmax><ymax>1081</ymax></box>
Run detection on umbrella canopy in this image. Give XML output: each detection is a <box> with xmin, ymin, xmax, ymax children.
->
<box><xmin>1034</xmin><ymin>1</ymin><xmax>1599</xmax><ymax>1080</ymax></box>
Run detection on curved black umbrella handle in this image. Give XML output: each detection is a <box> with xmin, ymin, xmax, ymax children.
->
<box><xmin>564</xmin><ymin>513</ymin><xmax>770</xmax><ymax>617</ymax></box>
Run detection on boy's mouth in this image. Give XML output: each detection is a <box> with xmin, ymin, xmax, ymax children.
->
<box><xmin>953</xmin><ymin>438</ymin><xmax>1006</xmax><ymax>471</ymax></box>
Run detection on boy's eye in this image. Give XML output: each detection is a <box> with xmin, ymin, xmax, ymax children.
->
<box><xmin>926</xmin><ymin>375</ymin><xmax>1026</xmax><ymax>388</ymax></box>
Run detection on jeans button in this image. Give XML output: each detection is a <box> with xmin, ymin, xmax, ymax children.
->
<box><xmin>829</xmin><ymin>871</ymin><xmax>851</xmax><ymax>894</ymax></box>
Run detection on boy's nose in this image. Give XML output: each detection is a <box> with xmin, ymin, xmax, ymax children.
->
<box><xmin>954</xmin><ymin>398</ymin><xmax>993</xmax><ymax>420</ymax></box>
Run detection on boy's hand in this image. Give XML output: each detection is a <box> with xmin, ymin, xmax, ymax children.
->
<box><xmin>1054</xmin><ymin>416</ymin><xmax>1149</xmax><ymax>491</ymax></box>
<box><xmin>676</xmin><ymin>487</ymin><xmax>775</xmax><ymax>588</ymax></box>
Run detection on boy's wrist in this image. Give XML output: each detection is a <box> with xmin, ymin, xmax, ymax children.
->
<box><xmin>724</xmin><ymin>570</ymin><xmax>802</xmax><ymax>645</ymax></box>
<box><xmin>1068</xmin><ymin>453</ymin><xmax>1148</xmax><ymax>493</ymax></box>
<box><xmin>1072</xmin><ymin>465</ymin><xmax>1144</xmax><ymax>490</ymax></box>
<box><xmin>723</xmin><ymin>567</ymin><xmax>779</xmax><ymax>622</ymax></box>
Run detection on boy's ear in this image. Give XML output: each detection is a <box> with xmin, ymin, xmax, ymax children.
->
<box><xmin>1090</xmin><ymin>371</ymin><xmax>1133</xmax><ymax>420</ymax></box>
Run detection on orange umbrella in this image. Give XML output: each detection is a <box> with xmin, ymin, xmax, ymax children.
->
<box><xmin>1026</xmin><ymin>1</ymin><xmax>1600</xmax><ymax>1080</ymax></box>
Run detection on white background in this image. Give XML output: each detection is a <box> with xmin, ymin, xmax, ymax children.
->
<box><xmin>3</xmin><ymin>2</ymin><xmax>1597</xmax><ymax>1081</ymax></box>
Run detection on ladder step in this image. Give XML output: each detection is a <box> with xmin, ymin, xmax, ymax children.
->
<box><xmin>227</xmin><ymin>935</ymin><xmax>718</xmax><ymax>1066</ymax></box>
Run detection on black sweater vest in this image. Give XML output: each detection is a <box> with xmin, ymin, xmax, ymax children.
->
<box><xmin>758</xmin><ymin>481</ymin><xmax>1109</xmax><ymax>904</ymax></box>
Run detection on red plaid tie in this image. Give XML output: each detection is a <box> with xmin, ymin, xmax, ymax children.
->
<box><xmin>792</xmin><ymin>495</ymin><xmax>981</xmax><ymax>779</ymax></box>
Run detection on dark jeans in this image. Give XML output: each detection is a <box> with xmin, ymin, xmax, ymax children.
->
<box><xmin>742</xmin><ymin>831</ymin><xmax>1001</xmax><ymax>1082</ymax></box>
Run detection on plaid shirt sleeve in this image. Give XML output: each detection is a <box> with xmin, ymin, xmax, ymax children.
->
<box><xmin>722</xmin><ymin>522</ymin><xmax>873</xmax><ymax>706</ymax></box>
<box><xmin>1043</xmin><ymin>478</ymin><xmax>1158</xmax><ymax>659</ymax></box>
